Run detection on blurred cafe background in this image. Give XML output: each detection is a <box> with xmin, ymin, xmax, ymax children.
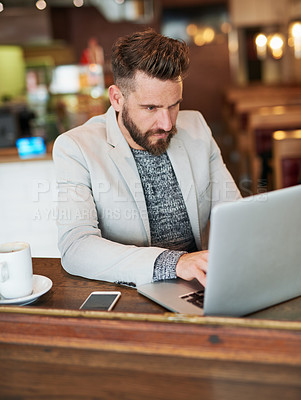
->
<box><xmin>1</xmin><ymin>0</ymin><xmax>301</xmax><ymax>256</ymax></box>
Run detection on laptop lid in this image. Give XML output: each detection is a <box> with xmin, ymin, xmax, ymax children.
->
<box><xmin>137</xmin><ymin>185</ymin><xmax>301</xmax><ymax>317</ymax></box>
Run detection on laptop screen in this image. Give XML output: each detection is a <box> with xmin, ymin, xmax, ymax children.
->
<box><xmin>16</xmin><ymin>137</ymin><xmax>46</xmax><ymax>159</ymax></box>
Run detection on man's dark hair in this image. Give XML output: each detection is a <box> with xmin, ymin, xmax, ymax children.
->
<box><xmin>111</xmin><ymin>29</ymin><xmax>190</xmax><ymax>93</ymax></box>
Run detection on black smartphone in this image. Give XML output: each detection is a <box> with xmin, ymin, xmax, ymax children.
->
<box><xmin>79</xmin><ymin>291</ymin><xmax>121</xmax><ymax>311</ymax></box>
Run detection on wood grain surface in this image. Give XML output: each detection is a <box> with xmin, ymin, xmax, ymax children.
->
<box><xmin>1</xmin><ymin>258</ymin><xmax>301</xmax><ymax>399</ymax></box>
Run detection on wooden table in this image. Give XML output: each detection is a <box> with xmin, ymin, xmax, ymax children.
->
<box><xmin>1</xmin><ymin>258</ymin><xmax>301</xmax><ymax>400</ymax></box>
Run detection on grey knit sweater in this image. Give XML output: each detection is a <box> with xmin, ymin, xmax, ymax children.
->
<box><xmin>132</xmin><ymin>149</ymin><xmax>197</xmax><ymax>282</ymax></box>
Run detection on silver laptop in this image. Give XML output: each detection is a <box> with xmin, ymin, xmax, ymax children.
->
<box><xmin>137</xmin><ymin>185</ymin><xmax>301</xmax><ymax>317</ymax></box>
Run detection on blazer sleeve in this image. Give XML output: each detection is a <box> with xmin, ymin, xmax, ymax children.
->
<box><xmin>52</xmin><ymin>133</ymin><xmax>165</xmax><ymax>287</ymax></box>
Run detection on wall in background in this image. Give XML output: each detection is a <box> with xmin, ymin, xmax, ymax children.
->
<box><xmin>0</xmin><ymin>7</ymin><xmax>52</xmax><ymax>45</ymax></box>
<box><xmin>49</xmin><ymin>5</ymin><xmax>231</xmax><ymax>124</ymax></box>
<box><xmin>0</xmin><ymin>46</ymin><xmax>25</xmax><ymax>99</ymax></box>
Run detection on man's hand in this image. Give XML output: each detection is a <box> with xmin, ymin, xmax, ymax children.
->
<box><xmin>176</xmin><ymin>251</ymin><xmax>209</xmax><ymax>287</ymax></box>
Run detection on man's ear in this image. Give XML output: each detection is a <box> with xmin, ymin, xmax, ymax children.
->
<box><xmin>109</xmin><ymin>85</ymin><xmax>123</xmax><ymax>112</ymax></box>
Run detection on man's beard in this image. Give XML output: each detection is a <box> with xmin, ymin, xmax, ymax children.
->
<box><xmin>121</xmin><ymin>105</ymin><xmax>177</xmax><ymax>156</ymax></box>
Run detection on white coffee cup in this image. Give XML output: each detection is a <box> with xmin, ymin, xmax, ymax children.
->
<box><xmin>0</xmin><ymin>241</ymin><xmax>33</xmax><ymax>299</ymax></box>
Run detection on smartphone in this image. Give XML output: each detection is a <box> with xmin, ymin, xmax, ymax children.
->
<box><xmin>79</xmin><ymin>291</ymin><xmax>121</xmax><ymax>311</ymax></box>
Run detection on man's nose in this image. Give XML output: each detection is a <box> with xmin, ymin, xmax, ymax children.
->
<box><xmin>157</xmin><ymin>109</ymin><xmax>173</xmax><ymax>132</ymax></box>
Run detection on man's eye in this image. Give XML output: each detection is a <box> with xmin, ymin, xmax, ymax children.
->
<box><xmin>147</xmin><ymin>106</ymin><xmax>156</xmax><ymax>111</ymax></box>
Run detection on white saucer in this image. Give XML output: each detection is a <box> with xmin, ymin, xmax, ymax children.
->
<box><xmin>0</xmin><ymin>274</ymin><xmax>53</xmax><ymax>306</ymax></box>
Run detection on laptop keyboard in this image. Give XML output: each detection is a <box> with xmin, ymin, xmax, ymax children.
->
<box><xmin>180</xmin><ymin>289</ymin><xmax>205</xmax><ymax>309</ymax></box>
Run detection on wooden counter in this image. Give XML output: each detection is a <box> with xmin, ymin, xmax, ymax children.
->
<box><xmin>0</xmin><ymin>258</ymin><xmax>301</xmax><ymax>399</ymax></box>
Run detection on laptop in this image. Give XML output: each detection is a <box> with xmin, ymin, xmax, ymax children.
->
<box><xmin>137</xmin><ymin>185</ymin><xmax>301</xmax><ymax>317</ymax></box>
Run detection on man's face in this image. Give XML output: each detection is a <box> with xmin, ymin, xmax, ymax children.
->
<box><xmin>118</xmin><ymin>71</ymin><xmax>183</xmax><ymax>156</ymax></box>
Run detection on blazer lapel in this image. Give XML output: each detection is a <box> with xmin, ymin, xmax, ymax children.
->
<box><xmin>106</xmin><ymin>108</ymin><xmax>151</xmax><ymax>244</ymax></box>
<box><xmin>167</xmin><ymin>137</ymin><xmax>202</xmax><ymax>249</ymax></box>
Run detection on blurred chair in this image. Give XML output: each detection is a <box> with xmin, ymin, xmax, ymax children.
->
<box><xmin>273</xmin><ymin>130</ymin><xmax>301</xmax><ymax>189</ymax></box>
<box><xmin>246</xmin><ymin>105</ymin><xmax>301</xmax><ymax>193</ymax></box>
<box><xmin>222</xmin><ymin>85</ymin><xmax>301</xmax><ymax>185</ymax></box>
<box><xmin>0</xmin><ymin>110</ymin><xmax>18</xmax><ymax>147</ymax></box>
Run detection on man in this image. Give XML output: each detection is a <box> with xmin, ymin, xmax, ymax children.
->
<box><xmin>53</xmin><ymin>29</ymin><xmax>241</xmax><ymax>288</ymax></box>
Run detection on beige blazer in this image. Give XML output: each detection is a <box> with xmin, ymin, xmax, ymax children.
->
<box><xmin>53</xmin><ymin>106</ymin><xmax>241</xmax><ymax>285</ymax></box>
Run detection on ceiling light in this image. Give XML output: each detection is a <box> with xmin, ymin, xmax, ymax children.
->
<box><xmin>290</xmin><ymin>22</ymin><xmax>301</xmax><ymax>59</ymax></box>
<box><xmin>73</xmin><ymin>0</ymin><xmax>84</xmax><ymax>7</ymax></box>
<box><xmin>255</xmin><ymin>33</ymin><xmax>268</xmax><ymax>59</ymax></box>
<box><xmin>36</xmin><ymin>0</ymin><xmax>47</xmax><ymax>10</ymax></box>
